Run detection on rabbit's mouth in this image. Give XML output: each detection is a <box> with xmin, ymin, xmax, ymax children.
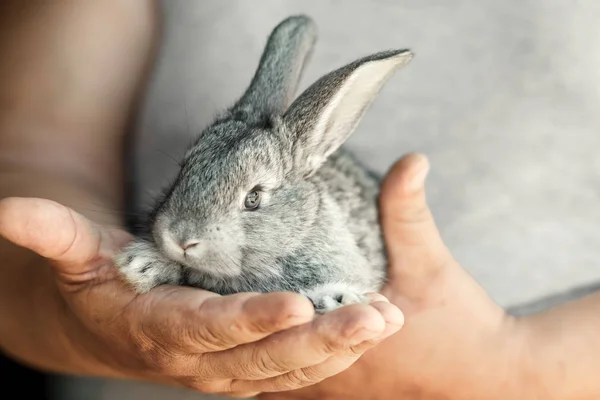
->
<box><xmin>183</xmin><ymin>252</ymin><xmax>244</xmax><ymax>279</ymax></box>
<box><xmin>156</xmin><ymin>236</ymin><xmax>244</xmax><ymax>279</ymax></box>
<box><xmin>150</xmin><ymin>208</ymin><xmax>246</xmax><ymax>278</ymax></box>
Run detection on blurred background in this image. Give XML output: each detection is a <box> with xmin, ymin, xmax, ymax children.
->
<box><xmin>6</xmin><ymin>0</ymin><xmax>600</xmax><ymax>398</ymax></box>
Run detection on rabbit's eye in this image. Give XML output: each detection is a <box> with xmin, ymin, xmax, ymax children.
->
<box><xmin>244</xmin><ymin>190</ymin><xmax>261</xmax><ymax>210</ymax></box>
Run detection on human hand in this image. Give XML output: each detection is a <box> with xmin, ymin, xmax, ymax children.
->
<box><xmin>0</xmin><ymin>197</ymin><xmax>404</xmax><ymax>398</ymax></box>
<box><xmin>261</xmin><ymin>153</ymin><xmax>530</xmax><ymax>400</ymax></box>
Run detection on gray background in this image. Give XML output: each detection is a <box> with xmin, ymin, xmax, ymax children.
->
<box><xmin>54</xmin><ymin>0</ymin><xmax>600</xmax><ymax>398</ymax></box>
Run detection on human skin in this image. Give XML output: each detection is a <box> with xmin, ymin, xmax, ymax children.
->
<box><xmin>0</xmin><ymin>1</ymin><xmax>403</xmax><ymax>397</ymax></box>
<box><xmin>5</xmin><ymin>1</ymin><xmax>600</xmax><ymax>399</ymax></box>
<box><xmin>261</xmin><ymin>154</ymin><xmax>600</xmax><ymax>400</ymax></box>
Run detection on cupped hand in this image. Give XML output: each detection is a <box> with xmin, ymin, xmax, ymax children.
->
<box><xmin>261</xmin><ymin>154</ymin><xmax>525</xmax><ymax>400</ymax></box>
<box><xmin>0</xmin><ymin>197</ymin><xmax>404</xmax><ymax>398</ymax></box>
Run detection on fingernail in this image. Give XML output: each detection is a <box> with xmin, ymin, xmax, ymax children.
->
<box><xmin>364</xmin><ymin>292</ymin><xmax>390</xmax><ymax>303</ymax></box>
<box><xmin>386</xmin><ymin>307</ymin><xmax>405</xmax><ymax>327</ymax></box>
<box><xmin>370</xmin><ymin>303</ymin><xmax>405</xmax><ymax>328</ymax></box>
<box><xmin>409</xmin><ymin>161</ymin><xmax>430</xmax><ymax>192</ymax></box>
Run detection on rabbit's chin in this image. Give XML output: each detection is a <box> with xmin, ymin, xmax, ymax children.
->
<box><xmin>154</xmin><ymin>238</ymin><xmax>245</xmax><ymax>279</ymax></box>
<box><xmin>114</xmin><ymin>238</ymin><xmax>246</xmax><ymax>294</ymax></box>
<box><xmin>177</xmin><ymin>255</ymin><xmax>243</xmax><ymax>279</ymax></box>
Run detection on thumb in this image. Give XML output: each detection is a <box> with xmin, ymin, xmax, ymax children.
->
<box><xmin>0</xmin><ymin>197</ymin><xmax>131</xmax><ymax>277</ymax></box>
<box><xmin>379</xmin><ymin>154</ymin><xmax>454</xmax><ymax>291</ymax></box>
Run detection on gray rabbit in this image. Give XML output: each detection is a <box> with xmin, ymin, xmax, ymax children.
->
<box><xmin>115</xmin><ymin>15</ymin><xmax>413</xmax><ymax>313</ymax></box>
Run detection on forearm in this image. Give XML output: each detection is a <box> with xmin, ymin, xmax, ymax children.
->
<box><xmin>0</xmin><ymin>0</ymin><xmax>158</xmax><ymax>374</ymax></box>
<box><xmin>519</xmin><ymin>290</ymin><xmax>600</xmax><ymax>399</ymax></box>
<box><xmin>450</xmin><ymin>288</ymin><xmax>600</xmax><ymax>400</ymax></box>
<box><xmin>0</xmin><ymin>0</ymin><xmax>159</xmax><ymax>203</ymax></box>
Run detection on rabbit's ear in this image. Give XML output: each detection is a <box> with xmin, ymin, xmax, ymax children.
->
<box><xmin>283</xmin><ymin>49</ymin><xmax>413</xmax><ymax>175</ymax></box>
<box><xmin>232</xmin><ymin>15</ymin><xmax>317</xmax><ymax>122</ymax></box>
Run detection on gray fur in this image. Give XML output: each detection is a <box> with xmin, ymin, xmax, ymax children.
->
<box><xmin>114</xmin><ymin>15</ymin><xmax>413</xmax><ymax>313</ymax></box>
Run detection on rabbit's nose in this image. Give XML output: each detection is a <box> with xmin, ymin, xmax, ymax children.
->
<box><xmin>180</xmin><ymin>240</ymin><xmax>200</xmax><ymax>251</ymax></box>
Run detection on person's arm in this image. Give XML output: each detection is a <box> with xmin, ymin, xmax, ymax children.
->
<box><xmin>0</xmin><ymin>2</ymin><xmax>402</xmax><ymax>396</ymax></box>
<box><xmin>520</xmin><ymin>289</ymin><xmax>600</xmax><ymax>398</ymax></box>
<box><xmin>260</xmin><ymin>154</ymin><xmax>600</xmax><ymax>400</ymax></box>
<box><xmin>0</xmin><ymin>0</ymin><xmax>158</xmax><ymax>373</ymax></box>
<box><xmin>0</xmin><ymin>0</ymin><xmax>157</xmax><ymax>204</ymax></box>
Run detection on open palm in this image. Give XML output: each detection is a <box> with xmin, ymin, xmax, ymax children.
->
<box><xmin>0</xmin><ymin>195</ymin><xmax>402</xmax><ymax>398</ymax></box>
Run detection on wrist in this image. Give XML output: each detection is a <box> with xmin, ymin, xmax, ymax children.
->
<box><xmin>504</xmin><ymin>316</ymin><xmax>551</xmax><ymax>400</ymax></box>
<box><xmin>442</xmin><ymin>313</ymin><xmax>548</xmax><ymax>400</ymax></box>
<box><xmin>516</xmin><ymin>300</ymin><xmax>600</xmax><ymax>400</ymax></box>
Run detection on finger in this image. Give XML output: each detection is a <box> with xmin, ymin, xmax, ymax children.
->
<box><xmin>225</xmin><ymin>391</ymin><xmax>261</xmax><ymax>399</ymax></box>
<box><xmin>233</xmin><ymin>348</ymin><xmax>361</xmax><ymax>393</ymax></box>
<box><xmin>361</xmin><ymin>294</ymin><xmax>405</xmax><ymax>340</ymax></box>
<box><xmin>137</xmin><ymin>289</ymin><xmax>315</xmax><ymax>359</ymax></box>
<box><xmin>369</xmin><ymin>301</ymin><xmax>404</xmax><ymax>338</ymax></box>
<box><xmin>229</xmin><ymin>302</ymin><xmax>403</xmax><ymax>393</ymax></box>
<box><xmin>379</xmin><ymin>154</ymin><xmax>454</xmax><ymax>288</ymax></box>
<box><xmin>0</xmin><ymin>197</ymin><xmax>131</xmax><ymax>278</ymax></box>
<box><xmin>364</xmin><ymin>292</ymin><xmax>391</xmax><ymax>303</ymax></box>
<box><xmin>202</xmin><ymin>303</ymin><xmax>392</xmax><ymax>381</ymax></box>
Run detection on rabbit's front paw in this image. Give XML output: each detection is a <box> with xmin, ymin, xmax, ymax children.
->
<box><xmin>303</xmin><ymin>283</ymin><xmax>369</xmax><ymax>314</ymax></box>
<box><xmin>114</xmin><ymin>240</ymin><xmax>182</xmax><ymax>293</ymax></box>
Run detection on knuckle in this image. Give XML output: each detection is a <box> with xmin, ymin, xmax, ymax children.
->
<box><xmin>242</xmin><ymin>296</ymin><xmax>299</xmax><ymax>333</ymax></box>
<box><xmin>128</xmin><ymin>320</ymin><xmax>181</xmax><ymax>374</ymax></box>
<box><xmin>298</xmin><ymin>366</ymin><xmax>327</xmax><ymax>384</ymax></box>
<box><xmin>228</xmin><ymin>299</ymin><xmax>276</xmax><ymax>336</ymax></box>
<box><xmin>51</xmin><ymin>207</ymin><xmax>80</xmax><ymax>260</ymax></box>
<box><xmin>251</xmin><ymin>346</ymin><xmax>291</xmax><ymax>377</ymax></box>
<box><xmin>282</xmin><ymin>368</ymin><xmax>319</xmax><ymax>389</ymax></box>
<box><xmin>229</xmin><ymin>315</ymin><xmax>254</xmax><ymax>337</ymax></box>
<box><xmin>188</xmin><ymin>325</ymin><xmax>228</xmax><ymax>352</ymax></box>
<box><xmin>348</xmin><ymin>342</ymin><xmax>372</xmax><ymax>356</ymax></box>
<box><xmin>313</xmin><ymin>318</ymin><xmax>361</xmax><ymax>355</ymax></box>
<box><xmin>188</xmin><ymin>301</ymin><xmax>233</xmax><ymax>351</ymax></box>
<box><xmin>319</xmin><ymin>334</ymin><xmax>348</xmax><ymax>355</ymax></box>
